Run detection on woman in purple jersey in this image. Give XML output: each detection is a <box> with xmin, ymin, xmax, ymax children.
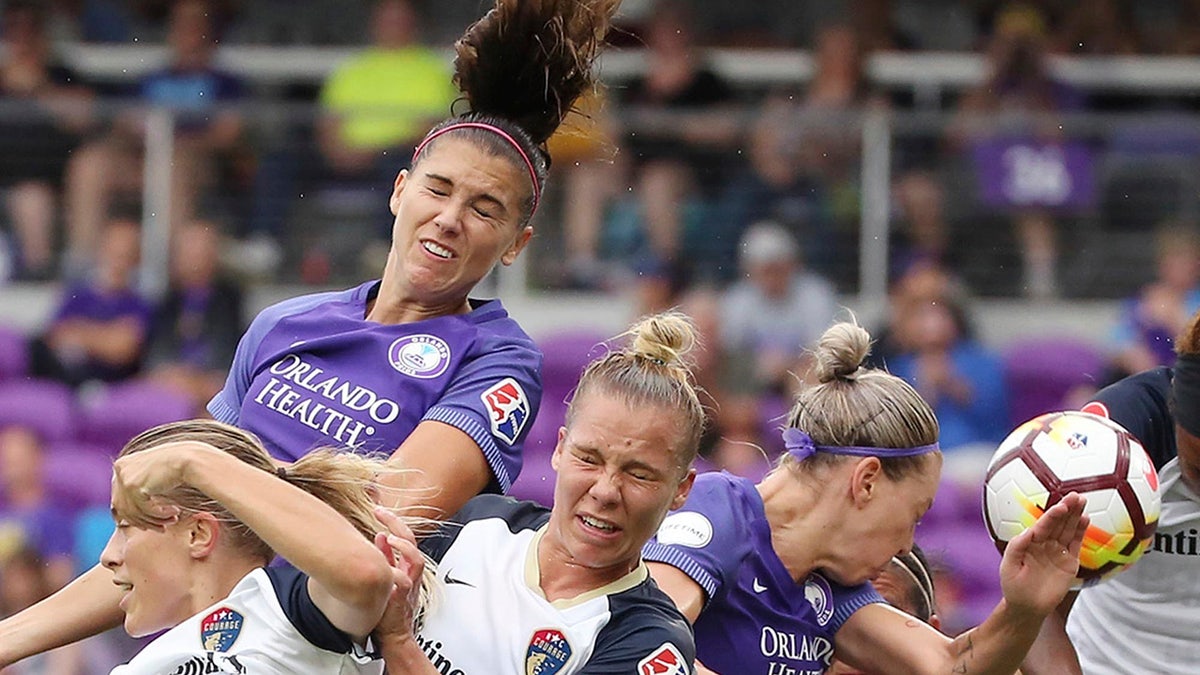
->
<box><xmin>0</xmin><ymin>0</ymin><xmax>616</xmax><ymax>666</ymax></box>
<box><xmin>645</xmin><ymin>322</ymin><xmax>1088</xmax><ymax>675</ymax></box>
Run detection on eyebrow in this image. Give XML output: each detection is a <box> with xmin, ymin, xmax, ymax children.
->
<box><xmin>423</xmin><ymin>172</ymin><xmax>508</xmax><ymax>214</ymax></box>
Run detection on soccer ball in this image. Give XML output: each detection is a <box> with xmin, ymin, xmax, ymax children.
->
<box><xmin>982</xmin><ymin>411</ymin><xmax>1161</xmax><ymax>588</ymax></box>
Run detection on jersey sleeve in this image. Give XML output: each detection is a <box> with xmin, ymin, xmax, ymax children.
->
<box><xmin>641</xmin><ymin>474</ymin><xmax>749</xmax><ymax>603</ymax></box>
<box><xmin>264</xmin><ymin>566</ymin><xmax>356</xmax><ymax>654</ymax></box>
<box><xmin>421</xmin><ymin>337</ymin><xmax>543</xmax><ymax>493</ymax></box>
<box><xmin>1083</xmin><ymin>367</ymin><xmax>1177</xmax><ymax>470</ymax></box>
<box><xmin>829</xmin><ymin>577</ymin><xmax>886</xmax><ymax>634</ymax></box>
<box><xmin>578</xmin><ymin>613</ymin><xmax>695</xmax><ymax>675</ymax></box>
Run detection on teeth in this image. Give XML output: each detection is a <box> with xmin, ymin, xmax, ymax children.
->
<box><xmin>582</xmin><ymin>515</ymin><xmax>615</xmax><ymax>531</ymax></box>
<box><xmin>423</xmin><ymin>241</ymin><xmax>453</xmax><ymax>259</ymax></box>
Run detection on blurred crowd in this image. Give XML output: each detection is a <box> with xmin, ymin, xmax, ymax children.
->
<box><xmin>4</xmin><ymin>0</ymin><xmax>1200</xmax><ymax>659</ymax></box>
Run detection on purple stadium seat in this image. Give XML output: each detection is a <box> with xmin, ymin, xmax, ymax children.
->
<box><xmin>0</xmin><ymin>326</ymin><xmax>28</xmax><ymax>382</ymax></box>
<box><xmin>77</xmin><ymin>381</ymin><xmax>195</xmax><ymax>452</ymax></box>
<box><xmin>1002</xmin><ymin>338</ymin><xmax>1105</xmax><ymax>427</ymax></box>
<box><xmin>43</xmin><ymin>442</ymin><xmax>115</xmax><ymax>510</ymax></box>
<box><xmin>0</xmin><ymin>379</ymin><xmax>76</xmax><ymax>443</ymax></box>
<box><xmin>510</xmin><ymin>331</ymin><xmax>610</xmax><ymax>506</ymax></box>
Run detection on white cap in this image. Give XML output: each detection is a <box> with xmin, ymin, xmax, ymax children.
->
<box><xmin>739</xmin><ymin>221</ymin><xmax>798</xmax><ymax>266</ymax></box>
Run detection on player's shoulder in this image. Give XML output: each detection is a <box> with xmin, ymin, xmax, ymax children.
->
<box><xmin>463</xmin><ymin>298</ymin><xmax>540</xmax><ymax>354</ymax></box>
<box><xmin>251</xmin><ymin>283</ymin><xmax>366</xmax><ymax>328</ymax></box>
<box><xmin>453</xmin><ymin>493</ymin><xmax>551</xmax><ymax>531</ymax></box>
<box><xmin>420</xmin><ymin>495</ymin><xmax>550</xmax><ymax>561</ymax></box>
<box><xmin>1092</xmin><ymin>367</ymin><xmax>1172</xmax><ymax>413</ymax></box>
<box><xmin>594</xmin><ymin>578</ymin><xmax>696</xmax><ymax>671</ymax></box>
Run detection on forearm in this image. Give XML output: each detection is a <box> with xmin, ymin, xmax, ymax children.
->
<box><xmin>945</xmin><ymin>599</ymin><xmax>1044</xmax><ymax>675</ymax></box>
<box><xmin>0</xmin><ymin>565</ymin><xmax>124</xmax><ymax>667</ymax></box>
<box><xmin>181</xmin><ymin>447</ymin><xmax>387</xmax><ymax>602</ymax></box>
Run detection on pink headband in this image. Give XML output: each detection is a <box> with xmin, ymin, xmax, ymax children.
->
<box><xmin>411</xmin><ymin>122</ymin><xmax>541</xmax><ymax>214</ymax></box>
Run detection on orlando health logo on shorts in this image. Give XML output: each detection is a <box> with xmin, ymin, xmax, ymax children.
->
<box><xmin>389</xmin><ymin>335</ymin><xmax>452</xmax><ymax>379</ymax></box>
<box><xmin>481</xmin><ymin>377</ymin><xmax>530</xmax><ymax>445</ymax></box>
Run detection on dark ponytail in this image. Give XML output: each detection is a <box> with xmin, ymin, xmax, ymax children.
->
<box><xmin>415</xmin><ymin>0</ymin><xmax>619</xmax><ymax>223</ymax></box>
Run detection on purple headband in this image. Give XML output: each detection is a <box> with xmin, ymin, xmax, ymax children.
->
<box><xmin>411</xmin><ymin>122</ymin><xmax>541</xmax><ymax>214</ymax></box>
<box><xmin>783</xmin><ymin>427</ymin><xmax>940</xmax><ymax>461</ymax></box>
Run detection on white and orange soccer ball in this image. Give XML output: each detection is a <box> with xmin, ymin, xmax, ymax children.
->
<box><xmin>982</xmin><ymin>411</ymin><xmax>1162</xmax><ymax>588</ymax></box>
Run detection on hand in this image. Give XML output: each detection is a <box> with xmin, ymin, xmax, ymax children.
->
<box><xmin>372</xmin><ymin>507</ymin><xmax>427</xmax><ymax>645</ymax></box>
<box><xmin>998</xmin><ymin>492</ymin><xmax>1089</xmax><ymax>617</ymax></box>
<box><xmin>110</xmin><ymin>442</ymin><xmax>209</xmax><ymax>528</ymax></box>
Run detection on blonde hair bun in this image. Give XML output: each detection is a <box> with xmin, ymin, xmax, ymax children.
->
<box><xmin>812</xmin><ymin>322</ymin><xmax>872</xmax><ymax>383</ymax></box>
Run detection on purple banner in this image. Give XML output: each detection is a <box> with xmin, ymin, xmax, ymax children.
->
<box><xmin>972</xmin><ymin>139</ymin><xmax>1097</xmax><ymax>211</ymax></box>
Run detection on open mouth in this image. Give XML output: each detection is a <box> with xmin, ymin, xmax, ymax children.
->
<box><xmin>579</xmin><ymin>514</ymin><xmax>620</xmax><ymax>536</ymax></box>
<box><xmin>421</xmin><ymin>240</ymin><xmax>455</xmax><ymax>259</ymax></box>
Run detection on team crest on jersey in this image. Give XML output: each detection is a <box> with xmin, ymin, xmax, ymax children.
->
<box><xmin>803</xmin><ymin>574</ymin><xmax>835</xmax><ymax>626</ymax></box>
<box><xmin>482</xmin><ymin>377</ymin><xmax>530</xmax><ymax>445</ymax></box>
<box><xmin>637</xmin><ymin>642</ymin><xmax>687</xmax><ymax>675</ymax></box>
<box><xmin>525</xmin><ymin>628</ymin><xmax>572</xmax><ymax>675</ymax></box>
<box><xmin>199</xmin><ymin>607</ymin><xmax>243</xmax><ymax>652</ymax></box>
<box><xmin>388</xmin><ymin>334</ymin><xmax>451</xmax><ymax>379</ymax></box>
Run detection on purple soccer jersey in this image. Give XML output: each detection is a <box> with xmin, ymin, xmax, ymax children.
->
<box><xmin>643</xmin><ymin>472</ymin><xmax>883</xmax><ymax>675</ymax></box>
<box><xmin>207</xmin><ymin>281</ymin><xmax>542</xmax><ymax>492</ymax></box>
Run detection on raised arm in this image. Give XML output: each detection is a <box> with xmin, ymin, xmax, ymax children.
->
<box><xmin>0</xmin><ymin>565</ymin><xmax>124</xmax><ymax>668</ymax></box>
<box><xmin>113</xmin><ymin>442</ymin><xmax>394</xmax><ymax>640</ymax></box>
<box><xmin>833</xmin><ymin>493</ymin><xmax>1088</xmax><ymax>675</ymax></box>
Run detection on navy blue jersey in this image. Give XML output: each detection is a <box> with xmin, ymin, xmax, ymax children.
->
<box><xmin>1083</xmin><ymin>366</ymin><xmax>1178</xmax><ymax>470</ymax></box>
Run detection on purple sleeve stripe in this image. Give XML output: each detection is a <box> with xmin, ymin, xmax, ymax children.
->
<box><xmin>206</xmin><ymin>393</ymin><xmax>240</xmax><ymax>425</ymax></box>
<box><xmin>640</xmin><ymin>542</ymin><xmax>719</xmax><ymax>599</ymax></box>
<box><xmin>423</xmin><ymin>406</ymin><xmax>513</xmax><ymax>493</ymax></box>
<box><xmin>830</xmin><ymin>588</ymin><xmax>886</xmax><ymax>634</ymax></box>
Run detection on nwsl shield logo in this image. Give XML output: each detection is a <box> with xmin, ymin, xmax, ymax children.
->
<box><xmin>199</xmin><ymin>607</ymin><xmax>244</xmax><ymax>652</ymax></box>
<box><xmin>481</xmin><ymin>378</ymin><xmax>530</xmax><ymax>445</ymax></box>
<box><xmin>637</xmin><ymin>642</ymin><xmax>687</xmax><ymax>675</ymax></box>
<box><xmin>525</xmin><ymin>628</ymin><xmax>572</xmax><ymax>675</ymax></box>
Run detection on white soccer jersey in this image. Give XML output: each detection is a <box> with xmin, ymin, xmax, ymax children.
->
<box><xmin>416</xmin><ymin>495</ymin><xmax>695</xmax><ymax>675</ymax></box>
<box><xmin>111</xmin><ymin>567</ymin><xmax>382</xmax><ymax>675</ymax></box>
<box><xmin>1068</xmin><ymin>457</ymin><xmax>1200</xmax><ymax>675</ymax></box>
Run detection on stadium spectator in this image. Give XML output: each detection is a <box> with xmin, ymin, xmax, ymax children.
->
<box><xmin>29</xmin><ymin>216</ymin><xmax>152</xmax><ymax>388</ymax></box>
<box><xmin>63</xmin><ymin>0</ymin><xmax>246</xmax><ymax>273</ymax></box>
<box><xmin>890</xmin><ymin>170</ymin><xmax>959</xmax><ymax>276</ymax></box>
<box><xmin>374</xmin><ymin>311</ymin><xmax>700</xmax><ymax>674</ymax></box>
<box><xmin>0</xmin><ymin>426</ymin><xmax>75</xmax><ymax>590</ymax></box>
<box><xmin>1108</xmin><ymin>222</ymin><xmax>1200</xmax><ymax>381</ymax></box>
<box><xmin>617</xmin><ymin>0</ymin><xmax>737</xmax><ymax>272</ymax></box>
<box><xmin>710</xmin><ymin>221</ymin><xmax>838</xmax><ymax>475</ymax></box>
<box><xmin>0</xmin><ymin>546</ymin><xmax>82</xmax><ymax>675</ymax></box>
<box><xmin>0</xmin><ymin>0</ymin><xmax>93</xmax><ymax>281</ymax></box>
<box><xmin>316</xmin><ymin>0</ymin><xmax>455</xmax><ymax>183</ymax></box>
<box><xmin>644</xmin><ymin>321</ymin><xmax>1088</xmax><ymax>675</ymax></box>
<box><xmin>1023</xmin><ymin>308</ymin><xmax>1200</xmax><ymax>675</ymax></box>
<box><xmin>0</xmin><ymin>0</ymin><xmax>615</xmax><ymax>665</ymax></box>
<box><xmin>950</xmin><ymin>2</ymin><xmax>1088</xmax><ymax>299</ymax></box>
<box><xmin>143</xmin><ymin>220</ymin><xmax>245</xmax><ymax>413</ymax></box>
<box><xmin>887</xmin><ymin>291</ymin><xmax>1010</xmax><ymax>452</ymax></box>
